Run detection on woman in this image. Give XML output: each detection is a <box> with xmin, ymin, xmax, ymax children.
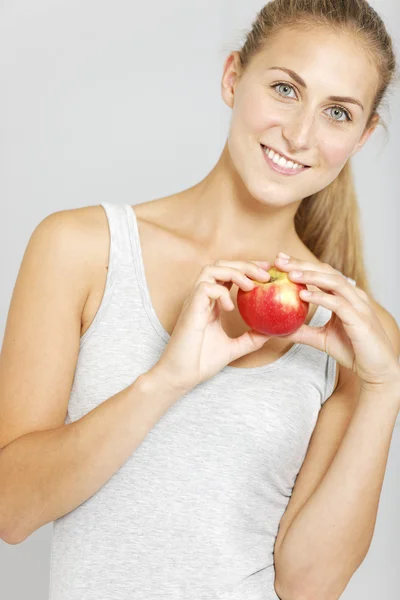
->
<box><xmin>1</xmin><ymin>1</ymin><xmax>399</xmax><ymax>599</ymax></box>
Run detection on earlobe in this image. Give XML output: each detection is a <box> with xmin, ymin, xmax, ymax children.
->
<box><xmin>221</xmin><ymin>75</ymin><xmax>235</xmax><ymax>108</ymax></box>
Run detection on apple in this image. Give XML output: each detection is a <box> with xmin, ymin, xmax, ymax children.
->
<box><xmin>237</xmin><ymin>266</ymin><xmax>310</xmax><ymax>336</ymax></box>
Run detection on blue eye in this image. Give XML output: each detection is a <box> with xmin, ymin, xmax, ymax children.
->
<box><xmin>326</xmin><ymin>106</ymin><xmax>352</xmax><ymax>123</ymax></box>
<box><xmin>274</xmin><ymin>83</ymin><xmax>297</xmax><ymax>99</ymax></box>
<box><xmin>271</xmin><ymin>82</ymin><xmax>352</xmax><ymax>123</ymax></box>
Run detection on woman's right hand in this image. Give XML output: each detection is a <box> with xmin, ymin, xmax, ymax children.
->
<box><xmin>152</xmin><ymin>259</ymin><xmax>272</xmax><ymax>393</ymax></box>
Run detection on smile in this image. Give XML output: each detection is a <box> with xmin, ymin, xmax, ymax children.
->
<box><xmin>261</xmin><ymin>145</ymin><xmax>311</xmax><ymax>176</ymax></box>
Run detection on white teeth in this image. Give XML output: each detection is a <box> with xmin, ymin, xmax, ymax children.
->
<box><xmin>278</xmin><ymin>156</ymin><xmax>287</xmax><ymax>167</ymax></box>
<box><xmin>263</xmin><ymin>146</ymin><xmax>306</xmax><ymax>169</ymax></box>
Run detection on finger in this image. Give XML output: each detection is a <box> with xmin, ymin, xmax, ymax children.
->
<box><xmin>275</xmin><ymin>255</ymin><xmax>346</xmax><ymax>277</ymax></box>
<box><xmin>198</xmin><ymin>269</ymin><xmax>255</xmax><ymax>293</ymax></box>
<box><xmin>298</xmin><ymin>288</ymin><xmax>365</xmax><ymax>328</ymax></box>
<box><xmin>276</xmin><ymin>255</ymin><xmax>370</xmax><ymax>306</ymax></box>
<box><xmin>288</xmin><ymin>270</ymin><xmax>369</xmax><ymax>313</ymax></box>
<box><xmin>198</xmin><ymin>264</ymin><xmax>269</xmax><ymax>292</ymax></box>
<box><xmin>275</xmin><ymin>255</ymin><xmax>342</xmax><ymax>276</ymax></box>
<box><xmin>208</xmin><ymin>282</ymin><xmax>235</xmax><ymax>311</ymax></box>
<box><xmin>187</xmin><ymin>281</ymin><xmax>235</xmax><ymax>315</ymax></box>
<box><xmin>213</xmin><ymin>259</ymin><xmax>272</xmax><ymax>282</ymax></box>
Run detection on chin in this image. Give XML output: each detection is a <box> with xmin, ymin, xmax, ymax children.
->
<box><xmin>248</xmin><ymin>180</ymin><xmax>301</xmax><ymax>207</ymax></box>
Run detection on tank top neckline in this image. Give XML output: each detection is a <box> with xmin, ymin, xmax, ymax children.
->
<box><xmin>124</xmin><ymin>203</ymin><xmax>325</xmax><ymax>377</ymax></box>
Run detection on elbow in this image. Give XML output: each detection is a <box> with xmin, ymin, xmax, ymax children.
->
<box><xmin>275</xmin><ymin>578</ymin><xmax>304</xmax><ymax>600</ymax></box>
<box><xmin>275</xmin><ymin>589</ymin><xmax>318</xmax><ymax>600</ymax></box>
<box><xmin>275</xmin><ymin>577</ymin><xmax>318</xmax><ymax>600</ymax></box>
<box><xmin>275</xmin><ymin>578</ymin><xmax>342</xmax><ymax>600</ymax></box>
<box><xmin>0</xmin><ymin>525</ymin><xmax>28</xmax><ymax>545</ymax></box>
<box><xmin>0</xmin><ymin>507</ymin><xmax>29</xmax><ymax>545</ymax></box>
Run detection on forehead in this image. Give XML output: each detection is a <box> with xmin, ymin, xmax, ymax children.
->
<box><xmin>253</xmin><ymin>27</ymin><xmax>379</xmax><ymax>107</ymax></box>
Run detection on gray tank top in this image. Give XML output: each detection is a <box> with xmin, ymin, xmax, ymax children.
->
<box><xmin>48</xmin><ymin>202</ymin><xmax>356</xmax><ymax>600</ymax></box>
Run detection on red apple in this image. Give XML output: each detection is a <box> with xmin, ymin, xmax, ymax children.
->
<box><xmin>237</xmin><ymin>266</ymin><xmax>310</xmax><ymax>336</ymax></box>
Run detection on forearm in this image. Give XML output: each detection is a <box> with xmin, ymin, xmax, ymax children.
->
<box><xmin>0</xmin><ymin>366</ymin><xmax>184</xmax><ymax>544</ymax></box>
<box><xmin>275</xmin><ymin>385</ymin><xmax>400</xmax><ymax>600</ymax></box>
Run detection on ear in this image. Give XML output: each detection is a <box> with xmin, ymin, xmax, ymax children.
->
<box><xmin>221</xmin><ymin>51</ymin><xmax>243</xmax><ymax>109</ymax></box>
<box><xmin>351</xmin><ymin>113</ymin><xmax>380</xmax><ymax>157</ymax></box>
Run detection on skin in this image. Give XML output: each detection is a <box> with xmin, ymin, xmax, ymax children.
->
<box><xmin>169</xmin><ymin>26</ymin><xmax>381</xmax><ymax>264</ymax></box>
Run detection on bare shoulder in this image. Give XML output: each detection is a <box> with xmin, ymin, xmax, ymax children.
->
<box><xmin>45</xmin><ymin>203</ymin><xmax>113</xmax><ymax>287</ymax></box>
<box><xmin>55</xmin><ymin>203</ymin><xmax>110</xmax><ymax>247</ymax></box>
<box><xmin>29</xmin><ymin>205</ymin><xmax>107</xmax><ymax>289</ymax></box>
<box><xmin>43</xmin><ymin>203</ymin><xmax>107</xmax><ymax>230</ymax></box>
<box><xmin>39</xmin><ymin>204</ymin><xmax>109</xmax><ymax>251</ymax></box>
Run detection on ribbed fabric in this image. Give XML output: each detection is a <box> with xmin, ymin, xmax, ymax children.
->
<box><xmin>48</xmin><ymin>202</ymin><xmax>356</xmax><ymax>600</ymax></box>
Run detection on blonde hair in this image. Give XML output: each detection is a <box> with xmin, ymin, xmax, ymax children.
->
<box><xmin>234</xmin><ymin>0</ymin><xmax>399</xmax><ymax>297</ymax></box>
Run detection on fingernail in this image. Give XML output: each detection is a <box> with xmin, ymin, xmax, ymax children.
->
<box><xmin>278</xmin><ymin>252</ymin><xmax>290</xmax><ymax>259</ymax></box>
<box><xmin>254</xmin><ymin>260</ymin><xmax>270</xmax><ymax>267</ymax></box>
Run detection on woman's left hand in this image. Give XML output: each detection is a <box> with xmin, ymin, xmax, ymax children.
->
<box><xmin>273</xmin><ymin>252</ymin><xmax>400</xmax><ymax>390</ymax></box>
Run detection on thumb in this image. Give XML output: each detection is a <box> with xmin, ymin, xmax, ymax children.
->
<box><xmin>279</xmin><ymin>323</ymin><xmax>326</xmax><ymax>353</ymax></box>
<box><xmin>229</xmin><ymin>329</ymin><xmax>271</xmax><ymax>363</ymax></box>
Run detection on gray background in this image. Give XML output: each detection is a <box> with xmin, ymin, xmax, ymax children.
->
<box><xmin>0</xmin><ymin>1</ymin><xmax>399</xmax><ymax>598</ymax></box>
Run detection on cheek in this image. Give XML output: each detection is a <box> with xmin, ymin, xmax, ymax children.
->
<box><xmin>319</xmin><ymin>139</ymin><xmax>355</xmax><ymax>168</ymax></box>
<box><xmin>235</xmin><ymin>92</ymin><xmax>276</xmax><ymax>133</ymax></box>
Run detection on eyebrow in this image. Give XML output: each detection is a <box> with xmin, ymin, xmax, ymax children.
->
<box><xmin>268</xmin><ymin>66</ymin><xmax>364</xmax><ymax>111</ymax></box>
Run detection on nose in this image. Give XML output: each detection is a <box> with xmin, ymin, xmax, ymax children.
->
<box><xmin>282</xmin><ymin>108</ymin><xmax>316</xmax><ymax>153</ymax></box>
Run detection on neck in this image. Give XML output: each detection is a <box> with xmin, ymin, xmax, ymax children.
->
<box><xmin>173</xmin><ymin>142</ymin><xmax>307</xmax><ymax>263</ymax></box>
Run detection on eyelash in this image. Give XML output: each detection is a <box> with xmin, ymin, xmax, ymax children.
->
<box><xmin>271</xmin><ymin>82</ymin><xmax>353</xmax><ymax>123</ymax></box>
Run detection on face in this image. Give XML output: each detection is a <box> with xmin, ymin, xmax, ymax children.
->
<box><xmin>221</xmin><ymin>27</ymin><xmax>380</xmax><ymax>206</ymax></box>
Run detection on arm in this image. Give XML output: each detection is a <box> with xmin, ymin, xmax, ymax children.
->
<box><xmin>0</xmin><ymin>367</ymin><xmax>183</xmax><ymax>545</ymax></box>
<box><xmin>264</xmin><ymin>255</ymin><xmax>400</xmax><ymax>600</ymax></box>
<box><xmin>0</xmin><ymin>208</ymin><xmax>184</xmax><ymax>545</ymax></box>
<box><xmin>274</xmin><ymin>380</ymin><xmax>400</xmax><ymax>600</ymax></box>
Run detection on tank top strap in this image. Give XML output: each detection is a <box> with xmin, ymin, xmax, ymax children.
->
<box><xmin>99</xmin><ymin>202</ymin><xmax>135</xmax><ymax>269</ymax></box>
<box><xmin>79</xmin><ymin>202</ymin><xmax>129</xmax><ymax>347</ymax></box>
